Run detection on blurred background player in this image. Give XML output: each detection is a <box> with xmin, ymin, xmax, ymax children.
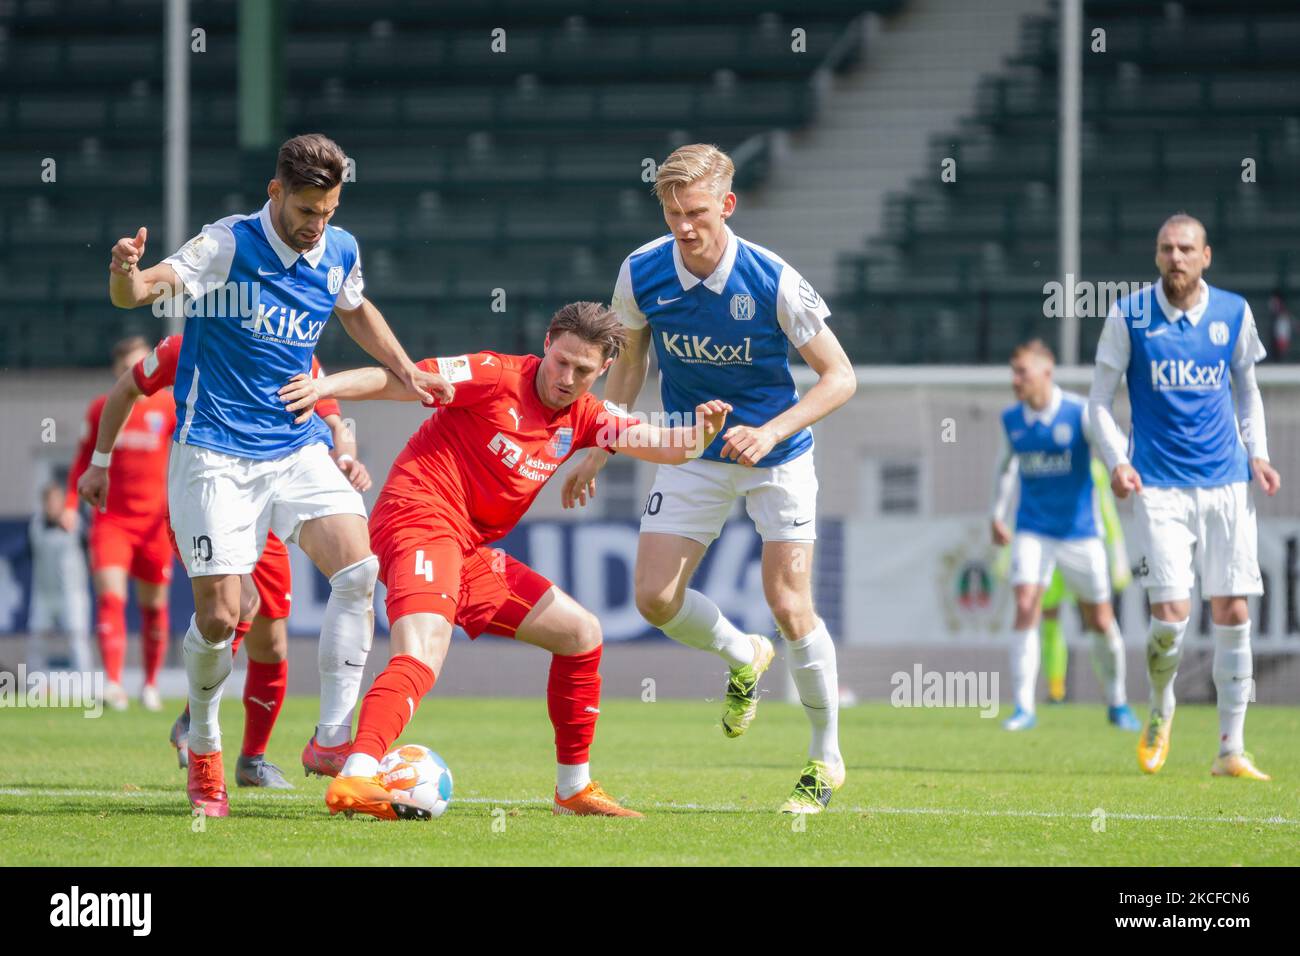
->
<box><xmin>1090</xmin><ymin>214</ymin><xmax>1281</xmax><ymax>780</ymax></box>
<box><xmin>65</xmin><ymin>336</ymin><xmax>175</xmax><ymax>711</ymax></box>
<box><xmin>990</xmin><ymin>339</ymin><xmax>1137</xmax><ymax>732</ymax></box>
<box><xmin>104</xmin><ymin>133</ymin><xmax>424</xmax><ymax>815</ymax></box>
<box><xmin>1035</xmin><ymin>458</ymin><xmax>1133</xmax><ymax>706</ymax></box>
<box><xmin>27</xmin><ymin>476</ymin><xmax>93</xmax><ymax>675</ymax></box>
<box><xmin>296</xmin><ymin>303</ymin><xmax>729</xmax><ymax>820</ymax></box>
<box><xmin>562</xmin><ymin>144</ymin><xmax>857</xmax><ymax>814</ymax></box>
<box><xmin>80</xmin><ymin>333</ymin><xmax>371</xmax><ymax>789</ymax></box>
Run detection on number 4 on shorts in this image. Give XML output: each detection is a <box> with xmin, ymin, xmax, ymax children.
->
<box><xmin>414</xmin><ymin>550</ymin><xmax>434</xmax><ymax>582</ymax></box>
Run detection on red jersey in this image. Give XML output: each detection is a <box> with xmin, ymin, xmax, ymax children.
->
<box><xmin>66</xmin><ymin>385</ymin><xmax>175</xmax><ymax>526</ymax></box>
<box><xmin>373</xmin><ymin>351</ymin><xmax>637</xmax><ymax>547</ymax></box>
<box><xmin>132</xmin><ymin>334</ymin><xmax>341</xmax><ymax>418</ymax></box>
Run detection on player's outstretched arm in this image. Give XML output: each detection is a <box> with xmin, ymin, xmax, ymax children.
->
<box><xmin>333</xmin><ymin>297</ymin><xmax>447</xmax><ymax>404</ymax></box>
<box><xmin>611</xmin><ymin>400</ymin><xmax>732</xmax><ymax>466</ymax></box>
<box><xmin>282</xmin><ymin>365</ymin><xmax>453</xmax><ymax>416</ymax></box>
<box><xmin>108</xmin><ymin>227</ymin><xmax>183</xmax><ymax>308</ymax></box>
<box><xmin>321</xmin><ymin>413</ymin><xmax>372</xmax><ymax>492</ymax></box>
<box><xmin>720</xmin><ymin>327</ymin><xmax>855</xmax><ymax>467</ymax></box>
<box><xmin>77</xmin><ymin>369</ymin><xmax>144</xmax><ymax>511</ymax></box>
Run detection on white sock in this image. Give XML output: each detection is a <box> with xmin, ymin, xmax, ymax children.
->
<box><xmin>659</xmin><ymin>589</ymin><xmax>754</xmax><ymax>668</ymax></box>
<box><xmin>1088</xmin><ymin>620</ymin><xmax>1127</xmax><ymax>708</ymax></box>
<box><xmin>1212</xmin><ymin>621</ymin><xmax>1252</xmax><ymax>756</ymax></box>
<box><xmin>787</xmin><ymin>620</ymin><xmax>841</xmax><ymax>766</ymax></box>
<box><xmin>317</xmin><ymin>556</ymin><xmax>379</xmax><ymax>746</ymax></box>
<box><xmin>1009</xmin><ymin>626</ymin><xmax>1039</xmax><ymax>714</ymax></box>
<box><xmin>1146</xmin><ymin>616</ymin><xmax>1187</xmax><ymax>719</ymax></box>
<box><xmin>341</xmin><ymin>753</ymin><xmax>379</xmax><ymax>778</ymax></box>
<box><xmin>184</xmin><ymin>616</ymin><xmax>232</xmax><ymax>754</ymax></box>
<box><xmin>556</xmin><ymin>762</ymin><xmax>591</xmax><ymax>800</ymax></box>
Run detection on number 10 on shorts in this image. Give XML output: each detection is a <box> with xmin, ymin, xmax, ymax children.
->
<box><xmin>414</xmin><ymin>550</ymin><xmax>434</xmax><ymax>582</ymax></box>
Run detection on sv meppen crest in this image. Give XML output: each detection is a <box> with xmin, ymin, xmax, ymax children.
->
<box><xmin>729</xmin><ymin>293</ymin><xmax>755</xmax><ymax>321</ymax></box>
<box><xmin>328</xmin><ymin>265</ymin><xmax>344</xmax><ymax>295</ymax></box>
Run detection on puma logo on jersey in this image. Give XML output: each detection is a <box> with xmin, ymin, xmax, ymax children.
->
<box><xmin>1149</xmin><ymin>358</ymin><xmax>1225</xmax><ymax>391</ymax></box>
<box><xmin>507</xmin><ymin>407</ymin><xmax>523</xmax><ymax>429</ymax></box>
<box><xmin>481</xmin><ymin>355</ymin><xmax>496</xmax><ymax>366</ymax></box>
<box><xmin>660</xmin><ymin>332</ymin><xmax>752</xmax><ymax>365</ymax></box>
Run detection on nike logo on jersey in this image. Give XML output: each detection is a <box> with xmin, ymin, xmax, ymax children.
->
<box><xmin>257</xmin><ymin>266</ymin><xmax>279</xmax><ymax>277</ymax></box>
<box><xmin>792</xmin><ymin>518</ymin><xmax>812</xmax><ymax>527</ymax></box>
<box><xmin>1145</xmin><ymin>324</ymin><xmax>1173</xmax><ymax>338</ymax></box>
<box><xmin>657</xmin><ymin>295</ymin><xmax>683</xmax><ymax>305</ymax></box>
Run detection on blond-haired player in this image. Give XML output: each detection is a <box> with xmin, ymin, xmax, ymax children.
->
<box><xmin>562</xmin><ymin>144</ymin><xmax>857</xmax><ymax>813</ymax></box>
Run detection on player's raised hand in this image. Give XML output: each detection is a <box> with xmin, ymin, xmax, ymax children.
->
<box><xmin>561</xmin><ymin>449</ymin><xmax>610</xmax><ymax>509</ymax></box>
<box><xmin>1111</xmin><ymin>463</ymin><xmax>1142</xmax><ymax>499</ymax></box>
<box><xmin>77</xmin><ymin>466</ymin><xmax>109</xmax><ymax>512</ymax></box>
<box><xmin>1251</xmin><ymin>458</ymin><xmax>1281</xmax><ymax>497</ymax></box>
<box><xmin>109</xmin><ymin>227</ymin><xmax>147</xmax><ymax>276</ymax></box>
<box><xmin>337</xmin><ymin>455</ymin><xmax>372</xmax><ymax>492</ymax></box>
<box><xmin>990</xmin><ymin>518</ymin><xmax>1011</xmax><ymax>547</ymax></box>
<box><xmin>279</xmin><ymin>373</ymin><xmax>319</xmax><ymax>423</ymax></box>
<box><xmin>403</xmin><ymin>366</ymin><xmax>454</xmax><ymax>406</ymax></box>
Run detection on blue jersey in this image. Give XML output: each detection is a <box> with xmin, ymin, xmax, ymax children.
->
<box><xmin>1001</xmin><ymin>389</ymin><xmax>1097</xmax><ymax>540</ymax></box>
<box><xmin>1114</xmin><ymin>284</ymin><xmax>1252</xmax><ymax>487</ymax></box>
<box><xmin>611</xmin><ymin>226</ymin><xmax>830</xmax><ymax>468</ymax></box>
<box><xmin>163</xmin><ymin>202</ymin><xmax>365</xmax><ymax>460</ymax></box>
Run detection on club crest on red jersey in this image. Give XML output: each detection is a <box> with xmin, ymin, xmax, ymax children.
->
<box><xmin>546</xmin><ymin>427</ymin><xmax>573</xmax><ymax>458</ymax></box>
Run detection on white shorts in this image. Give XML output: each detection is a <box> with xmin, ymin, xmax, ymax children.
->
<box><xmin>1134</xmin><ymin>482</ymin><xmax>1262</xmax><ymax>600</ymax></box>
<box><xmin>167</xmin><ymin>441</ymin><xmax>366</xmax><ymax>577</ymax></box>
<box><xmin>639</xmin><ymin>451</ymin><xmax>818</xmax><ymax>546</ymax></box>
<box><xmin>1009</xmin><ymin>532</ymin><xmax>1111</xmax><ymax>603</ymax></box>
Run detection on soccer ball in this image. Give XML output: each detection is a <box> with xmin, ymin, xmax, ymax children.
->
<box><xmin>377</xmin><ymin>744</ymin><xmax>453</xmax><ymax>820</ymax></box>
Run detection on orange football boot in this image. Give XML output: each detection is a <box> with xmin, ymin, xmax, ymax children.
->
<box><xmin>553</xmin><ymin>781</ymin><xmax>644</xmax><ymax>817</ymax></box>
<box><xmin>187</xmin><ymin>749</ymin><xmax>229</xmax><ymax>817</ymax></box>
<box><xmin>326</xmin><ymin>774</ymin><xmax>432</xmax><ymax>821</ymax></box>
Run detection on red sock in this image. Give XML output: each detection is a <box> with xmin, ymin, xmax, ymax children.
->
<box><xmin>548</xmin><ymin>645</ymin><xmax>603</xmax><ymax>765</ymax></box>
<box><xmin>96</xmin><ymin>592</ymin><xmax>127</xmax><ymax>684</ymax></box>
<box><xmin>242</xmin><ymin>659</ymin><xmax>287</xmax><ymax>758</ymax></box>
<box><xmin>352</xmin><ymin>655</ymin><xmax>436</xmax><ymax>760</ymax></box>
<box><xmin>230</xmin><ymin>619</ymin><xmax>251</xmax><ymax>659</ymax></box>
<box><xmin>140</xmin><ymin>604</ymin><xmax>169</xmax><ymax>687</ymax></box>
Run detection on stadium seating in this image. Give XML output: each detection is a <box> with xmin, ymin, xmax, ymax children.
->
<box><xmin>836</xmin><ymin>0</ymin><xmax>1300</xmax><ymax>363</ymax></box>
<box><xmin>0</xmin><ymin>0</ymin><xmax>902</xmax><ymax>367</ymax></box>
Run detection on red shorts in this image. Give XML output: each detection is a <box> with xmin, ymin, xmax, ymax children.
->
<box><xmin>375</xmin><ymin>532</ymin><xmax>552</xmax><ymax>638</ymax></box>
<box><xmin>90</xmin><ymin>513</ymin><xmax>174</xmax><ymax>584</ymax></box>
<box><xmin>165</xmin><ymin>522</ymin><xmax>292</xmax><ymax>619</ymax></box>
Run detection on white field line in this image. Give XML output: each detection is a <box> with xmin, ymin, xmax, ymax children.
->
<box><xmin>0</xmin><ymin>788</ymin><xmax>1293</xmax><ymax>826</ymax></box>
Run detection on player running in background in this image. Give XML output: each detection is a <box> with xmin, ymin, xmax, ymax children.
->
<box><xmin>105</xmin><ymin>133</ymin><xmax>438</xmax><ymax>815</ymax></box>
<box><xmin>28</xmin><ymin>477</ymin><xmax>93</xmax><ymax>675</ymax></box>
<box><xmin>1036</xmin><ymin>458</ymin><xmax>1133</xmax><ymax>705</ymax></box>
<box><xmin>990</xmin><ymin>340</ymin><xmax>1139</xmax><ymax>732</ymax></box>
<box><xmin>66</xmin><ymin>336</ymin><xmax>176</xmax><ymax>712</ymax></box>
<box><xmin>1090</xmin><ymin>214</ymin><xmax>1280</xmax><ymax>780</ymax></box>
<box><xmin>79</xmin><ymin>334</ymin><xmax>372</xmax><ymax>788</ymax></box>
<box><xmin>561</xmin><ymin>144</ymin><xmax>857</xmax><ymax>813</ymax></box>
<box><xmin>288</xmin><ymin>302</ymin><xmax>730</xmax><ymax>820</ymax></box>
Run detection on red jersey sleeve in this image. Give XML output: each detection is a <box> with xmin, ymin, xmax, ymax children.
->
<box><xmin>132</xmin><ymin>335</ymin><xmax>182</xmax><ymax>395</ymax></box>
<box><xmin>311</xmin><ymin>355</ymin><xmax>342</xmax><ymax>419</ymax></box>
<box><xmin>65</xmin><ymin>395</ymin><xmax>106</xmax><ymax>510</ymax></box>
<box><xmin>417</xmin><ymin>352</ymin><xmax>505</xmax><ymax>408</ymax></box>
<box><xmin>576</xmin><ymin>395</ymin><xmax>641</xmax><ymax>451</ymax></box>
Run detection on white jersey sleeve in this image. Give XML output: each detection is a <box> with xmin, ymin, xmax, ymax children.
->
<box><xmin>163</xmin><ymin>222</ymin><xmax>236</xmax><ymax>299</ymax></box>
<box><xmin>1094</xmin><ymin>304</ymin><xmax>1131</xmax><ymax>371</ymax></box>
<box><xmin>611</xmin><ymin>256</ymin><xmax>647</xmax><ymax>330</ymax></box>
<box><xmin>776</xmin><ymin>266</ymin><xmax>830</xmax><ymax>348</ymax></box>
<box><xmin>337</xmin><ymin>248</ymin><xmax>365</xmax><ymax>311</ymax></box>
<box><xmin>1232</xmin><ymin>302</ymin><xmax>1267</xmax><ymax>370</ymax></box>
<box><xmin>990</xmin><ymin>431</ymin><xmax>1019</xmax><ymax>523</ymax></box>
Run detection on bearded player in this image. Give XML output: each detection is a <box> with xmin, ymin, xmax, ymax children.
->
<box><xmin>65</xmin><ymin>336</ymin><xmax>176</xmax><ymax>712</ymax></box>
<box><xmin>106</xmin><ymin>133</ymin><xmax>439</xmax><ymax>815</ymax></box>
<box><xmin>79</xmin><ymin>333</ymin><xmax>372</xmax><ymax>788</ymax></box>
<box><xmin>283</xmin><ymin>302</ymin><xmax>731</xmax><ymax>819</ymax></box>
<box><xmin>562</xmin><ymin>144</ymin><xmax>857</xmax><ymax>813</ymax></box>
<box><xmin>1090</xmin><ymin>213</ymin><xmax>1280</xmax><ymax>780</ymax></box>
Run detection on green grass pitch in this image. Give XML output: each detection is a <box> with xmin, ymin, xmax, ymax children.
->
<box><xmin>1</xmin><ymin>698</ymin><xmax>1296</xmax><ymax>865</ymax></box>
